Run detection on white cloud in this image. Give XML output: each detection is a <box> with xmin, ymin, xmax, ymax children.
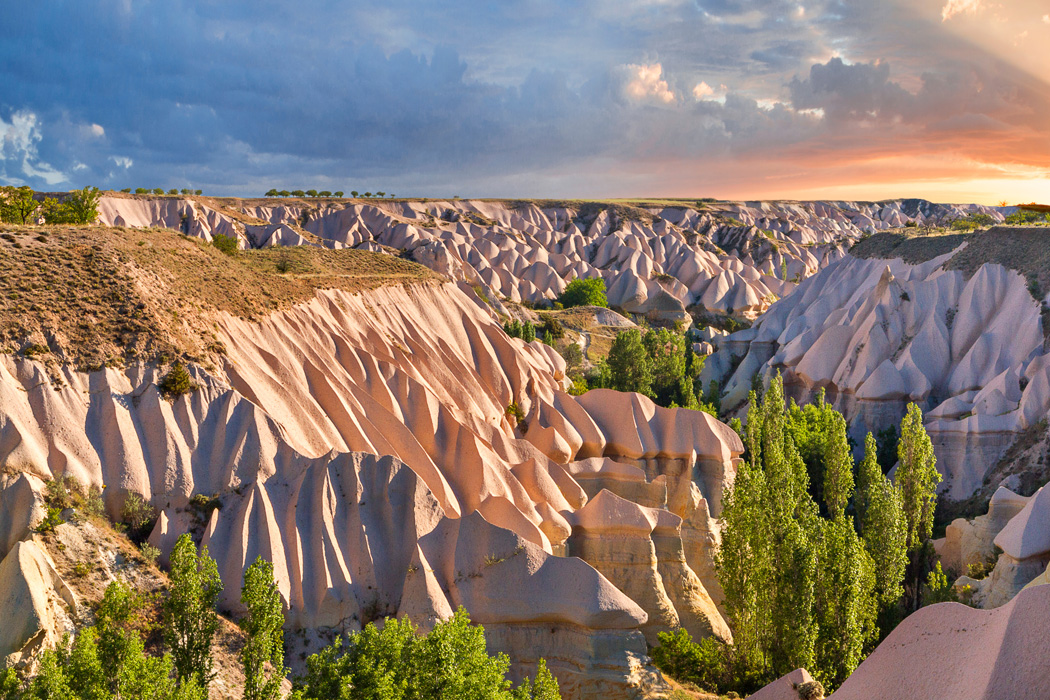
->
<box><xmin>941</xmin><ymin>0</ymin><xmax>981</xmax><ymax>21</ymax></box>
<box><xmin>90</xmin><ymin>123</ymin><xmax>105</xmax><ymax>137</ymax></box>
<box><xmin>0</xmin><ymin>110</ymin><xmax>68</xmax><ymax>185</ymax></box>
<box><xmin>620</xmin><ymin>63</ymin><xmax>676</xmax><ymax>104</ymax></box>
<box><xmin>110</xmin><ymin>155</ymin><xmax>134</xmax><ymax>169</ymax></box>
<box><xmin>693</xmin><ymin>81</ymin><xmax>714</xmax><ymax>99</ymax></box>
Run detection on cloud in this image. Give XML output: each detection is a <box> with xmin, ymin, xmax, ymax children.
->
<box><xmin>693</xmin><ymin>81</ymin><xmax>715</xmax><ymax>99</ymax></box>
<box><xmin>618</xmin><ymin>63</ymin><xmax>676</xmax><ymax>104</ymax></box>
<box><xmin>0</xmin><ymin>111</ymin><xmax>67</xmax><ymax>186</ymax></box>
<box><xmin>0</xmin><ymin>0</ymin><xmax>1044</xmax><ymax>200</ymax></box>
<box><xmin>789</xmin><ymin>58</ymin><xmax>911</xmax><ymax>122</ymax></box>
<box><xmin>941</xmin><ymin>0</ymin><xmax>982</xmax><ymax>21</ymax></box>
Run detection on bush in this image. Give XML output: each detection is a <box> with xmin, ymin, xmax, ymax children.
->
<box><xmin>139</xmin><ymin>542</ymin><xmax>161</xmax><ymax>565</ymax></box>
<box><xmin>159</xmin><ymin>362</ymin><xmax>197</xmax><ymax>399</ymax></box>
<box><xmin>558</xmin><ymin>278</ymin><xmax>607</xmax><ymax>308</ymax></box>
<box><xmin>211</xmin><ymin>234</ymin><xmax>238</xmax><ymax>255</ymax></box>
<box><xmin>42</xmin><ymin>187</ymin><xmax>101</xmax><ymax>225</ymax></box>
<box><xmin>121</xmin><ymin>492</ymin><xmax>158</xmax><ymax>543</ymax></box>
<box><xmin>36</xmin><ymin>506</ymin><xmax>65</xmax><ymax>534</ymax></box>
<box><xmin>651</xmin><ymin>629</ymin><xmax>730</xmax><ymax>694</ymax></box>
<box><xmin>294</xmin><ymin>609</ymin><xmax>560</xmax><ymax>700</ymax></box>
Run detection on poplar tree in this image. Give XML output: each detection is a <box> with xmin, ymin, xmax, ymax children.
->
<box><xmin>895</xmin><ymin>403</ymin><xmax>941</xmax><ymax>609</ymax></box>
<box><xmin>241</xmin><ymin>557</ymin><xmax>288</xmax><ymax>700</ymax></box>
<box><xmin>856</xmin><ymin>433</ymin><xmax>908</xmax><ymax>608</ymax></box>
<box><xmin>164</xmin><ymin>534</ymin><xmax>223</xmax><ymax>687</ymax></box>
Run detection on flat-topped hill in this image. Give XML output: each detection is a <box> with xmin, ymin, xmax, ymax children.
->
<box><xmin>0</xmin><ymin>223</ymin><xmax>440</xmax><ymax>369</ymax></box>
<box><xmin>850</xmin><ymin>225</ymin><xmax>1050</xmax><ymax>300</ymax></box>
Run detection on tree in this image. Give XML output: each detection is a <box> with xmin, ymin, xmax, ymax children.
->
<box><xmin>607</xmin><ymin>329</ymin><xmax>653</xmax><ymax>396</ymax></box>
<box><xmin>896</xmin><ymin>404</ymin><xmax>940</xmax><ymax>551</ymax></box>
<box><xmin>264</xmin><ymin>189</ymin><xmax>279</xmax><ymax>197</ymax></box>
<box><xmin>643</xmin><ymin>328</ymin><xmax>687</xmax><ymax>407</ymax></box>
<box><xmin>42</xmin><ymin>187</ymin><xmax>101</xmax><ymax>225</ymax></box>
<box><xmin>0</xmin><ymin>186</ymin><xmax>40</xmax><ymax>224</ymax></box>
<box><xmin>278</xmin><ymin>191</ymin><xmax>290</xmax><ymax>197</ymax></box>
<box><xmin>334</xmin><ymin>191</ymin><xmax>344</xmax><ymax>197</ymax></box>
<box><xmin>153</xmin><ymin>188</ymin><xmax>164</xmax><ymax>195</ymax></box>
<box><xmin>240</xmin><ymin>557</ymin><xmax>287</xmax><ymax>700</ymax></box>
<box><xmin>305</xmin><ymin>189</ymin><xmax>318</xmax><ymax>197</ymax></box>
<box><xmin>521</xmin><ymin>321</ymin><xmax>536</xmax><ymax>343</ymax></box>
<box><xmin>376</xmin><ymin>191</ymin><xmax>385</xmax><ymax>198</ymax></box>
<box><xmin>96</xmin><ymin>580</ymin><xmax>147</xmax><ymax>692</ymax></box>
<box><xmin>895</xmin><ymin>403</ymin><xmax>941</xmax><ymax>610</ymax></box>
<box><xmin>318</xmin><ymin>191</ymin><xmax>331</xmax><ymax>197</ymax></box>
<box><xmin>291</xmin><ymin>190</ymin><xmax>305</xmax><ymax>197</ymax></box>
<box><xmin>294</xmin><ymin>609</ymin><xmax>559</xmax><ymax>700</ymax></box>
<box><xmin>557</xmin><ymin>278</ymin><xmax>607</xmax><ymax>308</ymax></box>
<box><xmin>168</xmin><ymin>189</ymin><xmax>178</xmax><ymax>195</ymax></box>
<box><xmin>856</xmin><ymin>433</ymin><xmax>907</xmax><ymax>609</ymax></box>
<box><xmin>164</xmin><ymin>534</ymin><xmax>223</xmax><ymax>687</ymax></box>
<box><xmin>350</xmin><ymin>191</ymin><xmax>359</xmax><ymax>197</ymax></box>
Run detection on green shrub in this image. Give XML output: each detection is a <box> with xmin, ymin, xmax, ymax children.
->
<box><xmin>521</xmin><ymin>321</ymin><xmax>536</xmax><ymax>343</ymax></box>
<box><xmin>121</xmin><ymin>492</ymin><xmax>158</xmax><ymax>543</ymax></box>
<box><xmin>36</xmin><ymin>506</ymin><xmax>65</xmax><ymax>533</ymax></box>
<box><xmin>505</xmin><ymin>402</ymin><xmax>526</xmax><ymax>427</ymax></box>
<box><xmin>42</xmin><ymin>187</ymin><xmax>101</xmax><ymax>224</ymax></box>
<box><xmin>294</xmin><ymin>609</ymin><xmax>560</xmax><ymax>700</ymax></box>
<box><xmin>158</xmin><ymin>362</ymin><xmax>197</xmax><ymax>399</ymax></box>
<box><xmin>211</xmin><ymin>234</ymin><xmax>238</xmax><ymax>255</ymax></box>
<box><xmin>558</xmin><ymin>277</ymin><xmax>607</xmax><ymax>308</ymax></box>
<box><xmin>651</xmin><ymin>629</ymin><xmax>730</xmax><ymax>694</ymax></box>
<box><xmin>139</xmin><ymin>542</ymin><xmax>161</xmax><ymax>566</ymax></box>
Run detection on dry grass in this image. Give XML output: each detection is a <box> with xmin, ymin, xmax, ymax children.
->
<box><xmin>944</xmin><ymin>226</ymin><xmax>1050</xmax><ymax>300</ymax></box>
<box><xmin>849</xmin><ymin>231</ymin><xmax>972</xmax><ymax>263</ymax></box>
<box><xmin>0</xmin><ymin>223</ymin><xmax>441</xmax><ymax>369</ymax></box>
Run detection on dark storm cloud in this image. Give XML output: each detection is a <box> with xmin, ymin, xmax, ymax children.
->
<box><xmin>0</xmin><ymin>0</ymin><xmax>1047</xmax><ymax>197</ymax></box>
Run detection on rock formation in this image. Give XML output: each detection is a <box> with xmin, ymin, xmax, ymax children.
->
<box><xmin>707</xmin><ymin>228</ymin><xmax>1050</xmax><ymax>500</ymax></box>
<box><xmin>831</xmin><ymin>584</ymin><xmax>1050</xmax><ymax>700</ymax></box>
<box><xmin>96</xmin><ymin>195</ymin><xmax>1005</xmax><ymax>322</ymax></box>
<box><xmin>0</xmin><ymin>272</ymin><xmax>741</xmax><ymax>697</ymax></box>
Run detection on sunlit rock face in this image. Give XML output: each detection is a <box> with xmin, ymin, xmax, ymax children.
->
<box><xmin>0</xmin><ymin>279</ymin><xmax>743</xmax><ymax>699</ymax></box>
<box><xmin>708</xmin><ymin>237</ymin><xmax>1049</xmax><ymax>501</ymax></box>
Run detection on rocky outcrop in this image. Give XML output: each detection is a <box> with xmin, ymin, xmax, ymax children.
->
<box><xmin>0</xmin><ymin>539</ymin><xmax>78</xmax><ymax>668</ymax></box>
<box><xmin>0</xmin><ymin>279</ymin><xmax>743</xmax><ymax>697</ymax></box>
<box><xmin>939</xmin><ymin>486</ymin><xmax>1029</xmax><ymax>575</ymax></box>
<box><xmin>708</xmin><ymin>230</ymin><xmax>1050</xmax><ymax>499</ymax></box>
<box><xmin>97</xmin><ymin>195</ymin><xmax>1003</xmax><ymax>322</ymax></box>
<box><xmin>831</xmin><ymin>584</ymin><xmax>1050</xmax><ymax>700</ymax></box>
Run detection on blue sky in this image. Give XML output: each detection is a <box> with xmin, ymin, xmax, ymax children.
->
<box><xmin>1</xmin><ymin>0</ymin><xmax>1048</xmax><ymax>202</ymax></box>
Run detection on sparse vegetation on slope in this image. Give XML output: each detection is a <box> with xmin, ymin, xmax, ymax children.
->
<box><xmin>0</xmin><ymin>223</ymin><xmax>441</xmax><ymax>368</ymax></box>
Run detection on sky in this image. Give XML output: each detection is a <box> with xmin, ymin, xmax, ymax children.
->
<box><xmin>1</xmin><ymin>0</ymin><xmax>1048</xmax><ymax>203</ymax></box>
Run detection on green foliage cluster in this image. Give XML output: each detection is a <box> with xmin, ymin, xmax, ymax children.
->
<box><xmin>707</xmin><ymin>375</ymin><xmax>937</xmax><ymax>693</ymax></box>
<box><xmin>292</xmin><ymin>609</ymin><xmax>560</xmax><ymax>700</ymax></box>
<box><xmin>0</xmin><ymin>186</ymin><xmax>42</xmax><ymax>224</ymax></box>
<box><xmin>120</xmin><ymin>492</ymin><xmax>158</xmax><ymax>544</ymax></box>
<box><xmin>263</xmin><ymin>190</ymin><xmax>348</xmax><ymax>198</ymax></box>
<box><xmin>164</xmin><ymin>535</ymin><xmax>223</xmax><ymax>686</ymax></box>
<box><xmin>503</xmin><ymin>319</ymin><xmax>536</xmax><ymax>343</ymax></box>
<box><xmin>949</xmin><ymin>213</ymin><xmax>995</xmax><ymax>231</ymax></box>
<box><xmin>131</xmin><ymin>188</ymin><xmax>202</xmax><ymax>195</ymax></box>
<box><xmin>0</xmin><ymin>579</ymin><xmax>207</xmax><ymax>700</ymax></box>
<box><xmin>556</xmin><ymin>277</ymin><xmax>607</xmax><ymax>308</ymax></box>
<box><xmin>595</xmin><ymin>327</ymin><xmax>711</xmax><ymax>411</ymax></box>
<box><xmin>1004</xmin><ymin>209</ymin><xmax>1050</xmax><ymax>225</ymax></box>
<box><xmin>158</xmin><ymin>362</ymin><xmax>198</xmax><ymax>400</ymax></box>
<box><xmin>211</xmin><ymin>234</ymin><xmax>239</xmax><ymax>255</ymax></box>
<box><xmin>1</xmin><ymin>186</ymin><xmax>101</xmax><ymax>225</ymax></box>
<box><xmin>241</xmin><ymin>558</ymin><xmax>287</xmax><ymax>700</ymax></box>
<box><xmin>42</xmin><ymin>187</ymin><xmax>103</xmax><ymax>225</ymax></box>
